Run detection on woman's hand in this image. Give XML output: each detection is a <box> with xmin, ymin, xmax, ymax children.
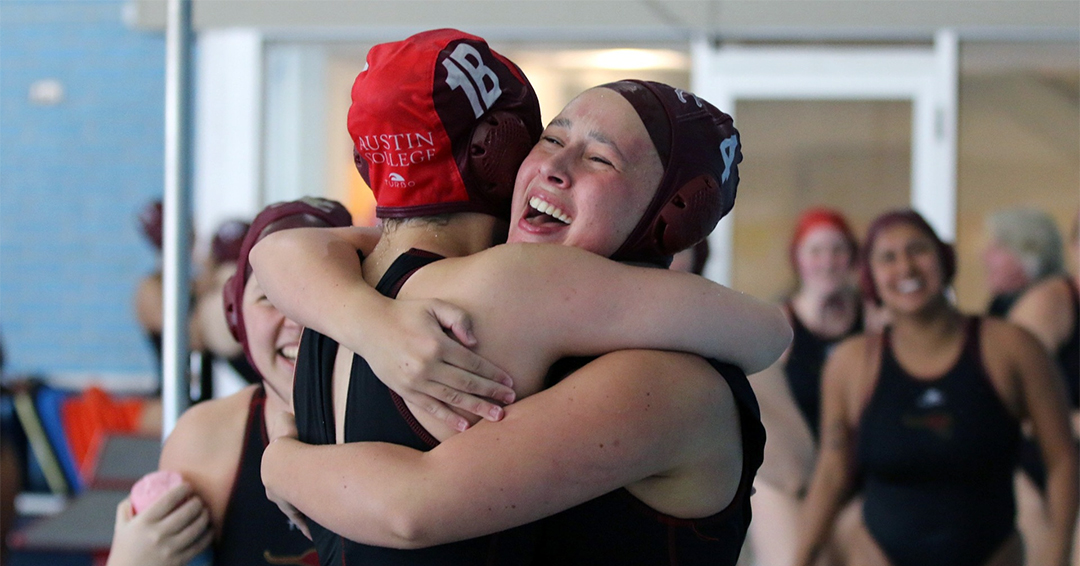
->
<box><xmin>264</xmin><ymin>411</ymin><xmax>312</xmax><ymax>540</ymax></box>
<box><xmin>106</xmin><ymin>483</ymin><xmax>211</xmax><ymax>566</ymax></box>
<box><xmin>250</xmin><ymin>225</ymin><xmax>515</xmax><ymax>432</ymax></box>
<box><xmin>361</xmin><ymin>298</ymin><xmax>516</xmax><ymax>432</ymax></box>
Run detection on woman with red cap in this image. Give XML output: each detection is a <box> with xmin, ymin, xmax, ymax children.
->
<box><xmin>253</xmin><ymin>29</ymin><xmax>788</xmax><ymax>566</ymax></box>
<box><xmin>107</xmin><ymin>198</ymin><xmax>352</xmax><ymax>566</ymax></box>
<box><xmin>747</xmin><ymin>207</ymin><xmax>866</xmax><ymax>566</ymax></box>
<box><xmin>793</xmin><ymin>209</ymin><xmax>1077</xmax><ymax>566</ymax></box>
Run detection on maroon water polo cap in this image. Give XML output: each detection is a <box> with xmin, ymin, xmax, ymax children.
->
<box><xmin>600</xmin><ymin>80</ymin><xmax>742</xmax><ymax>265</ymax></box>
<box><xmin>137</xmin><ymin>200</ymin><xmax>164</xmax><ymax>251</ymax></box>
<box><xmin>210</xmin><ymin>219</ymin><xmax>250</xmax><ymax>265</ymax></box>
<box><xmin>222</xmin><ymin>198</ymin><xmax>353</xmax><ymax>366</ymax></box>
<box><xmin>348</xmin><ymin>29</ymin><xmax>543</xmax><ymax>221</ymax></box>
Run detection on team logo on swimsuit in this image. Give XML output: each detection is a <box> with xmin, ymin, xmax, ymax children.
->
<box><xmin>263</xmin><ymin>548</ymin><xmax>320</xmax><ymax>565</ymax></box>
<box><xmin>902</xmin><ymin>410</ymin><xmax>953</xmax><ymax>440</ymax></box>
<box><xmin>916</xmin><ymin>387</ymin><xmax>945</xmax><ymax>409</ymax></box>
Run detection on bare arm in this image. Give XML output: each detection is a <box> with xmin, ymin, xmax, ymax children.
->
<box><xmin>792</xmin><ymin>337</ymin><xmax>865</xmax><ymax>566</ymax></box>
<box><xmin>158</xmin><ymin>388</ymin><xmax>251</xmax><ymax>536</ymax></box>
<box><xmin>251</xmin><ymin>226</ymin><xmax>516</xmax><ymax>429</ymax></box>
<box><xmin>1009</xmin><ymin>278</ymin><xmax>1072</xmax><ymax>353</ymax></box>
<box><xmin>415</xmin><ymin>243</ymin><xmax>791</xmax><ymax>376</ymax></box>
<box><xmin>252</xmin><ymin>229</ymin><xmax>790</xmax><ymax>377</ymax></box>
<box><xmin>1005</xmin><ymin>322</ymin><xmax>1079</xmax><ymax>565</ymax></box>
<box><xmin>262</xmin><ymin>350</ymin><xmax>736</xmax><ymax>547</ymax></box>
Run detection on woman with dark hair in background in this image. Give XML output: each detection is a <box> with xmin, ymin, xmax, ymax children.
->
<box><xmin>795</xmin><ymin>209</ymin><xmax>1077</xmax><ymax>566</ymax></box>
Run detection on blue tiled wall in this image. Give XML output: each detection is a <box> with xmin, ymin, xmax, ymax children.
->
<box><xmin>1</xmin><ymin>0</ymin><xmax>165</xmax><ymax>379</ymax></box>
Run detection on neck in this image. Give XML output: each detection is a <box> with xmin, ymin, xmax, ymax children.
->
<box><xmin>261</xmin><ymin>381</ymin><xmax>291</xmax><ymax>417</ymax></box>
<box><xmin>889</xmin><ymin>294</ymin><xmax>963</xmax><ymax>345</ymax></box>
<box><xmin>791</xmin><ymin>286</ymin><xmax>858</xmax><ymax>334</ymax></box>
<box><xmin>365</xmin><ymin>213</ymin><xmax>501</xmax><ymax>284</ymax></box>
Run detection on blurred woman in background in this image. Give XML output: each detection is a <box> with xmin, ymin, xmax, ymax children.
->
<box><xmin>794</xmin><ymin>209</ymin><xmax>1077</xmax><ymax>566</ymax></box>
<box><xmin>1008</xmin><ymin>211</ymin><xmax>1080</xmax><ymax>566</ymax></box>
<box><xmin>748</xmin><ymin>208</ymin><xmax>864</xmax><ymax>566</ymax></box>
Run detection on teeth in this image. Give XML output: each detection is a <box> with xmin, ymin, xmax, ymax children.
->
<box><xmin>529</xmin><ymin>197</ymin><xmax>572</xmax><ymax>224</ymax></box>
<box><xmin>280</xmin><ymin>345</ymin><xmax>298</xmax><ymax>361</ymax></box>
<box><xmin>896</xmin><ymin>279</ymin><xmax>922</xmax><ymax>294</ymax></box>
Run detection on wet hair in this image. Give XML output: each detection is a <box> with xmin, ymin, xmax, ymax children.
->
<box><xmin>859</xmin><ymin>209</ymin><xmax>956</xmax><ymax>305</ymax></box>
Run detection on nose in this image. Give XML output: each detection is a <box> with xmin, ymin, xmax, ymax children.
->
<box><xmin>537</xmin><ymin>148</ymin><xmax>572</xmax><ymax>190</ymax></box>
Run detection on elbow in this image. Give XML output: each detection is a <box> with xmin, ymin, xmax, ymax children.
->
<box><xmin>380</xmin><ymin>509</ymin><xmax>444</xmax><ymax>550</ymax></box>
<box><xmin>773</xmin><ymin>307</ymin><xmax>794</xmax><ymax>358</ymax></box>
<box><xmin>745</xmin><ymin>307</ymin><xmax>793</xmax><ymax>374</ymax></box>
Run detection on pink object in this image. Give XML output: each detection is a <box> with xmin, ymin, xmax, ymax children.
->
<box><xmin>130</xmin><ymin>470</ymin><xmax>184</xmax><ymax>515</ymax></box>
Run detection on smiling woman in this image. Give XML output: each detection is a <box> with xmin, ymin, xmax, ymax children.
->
<box><xmin>106</xmin><ymin>198</ymin><xmax>355</xmax><ymax>566</ymax></box>
<box><xmin>794</xmin><ymin>209</ymin><xmax>1078</xmax><ymax>566</ymax></box>
<box><xmin>507</xmin><ymin>88</ymin><xmax>662</xmax><ymax>256</ymax></box>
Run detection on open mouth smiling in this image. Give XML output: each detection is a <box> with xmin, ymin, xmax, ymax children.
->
<box><xmin>526</xmin><ymin>196</ymin><xmax>572</xmax><ymax>226</ymax></box>
<box><xmin>279</xmin><ymin>344</ymin><xmax>298</xmax><ymax>363</ymax></box>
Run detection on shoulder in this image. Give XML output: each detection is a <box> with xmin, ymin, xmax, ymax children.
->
<box><xmin>578</xmin><ymin>351</ymin><xmax>734</xmax><ymax>420</ymax></box>
<box><xmin>827</xmin><ymin>333</ymin><xmax>878</xmax><ymax>372</ymax></box>
<box><xmin>821</xmin><ymin>333</ymin><xmax>882</xmax><ymax>413</ymax></box>
<box><xmin>1009</xmin><ymin>277</ymin><xmax>1074</xmax><ymax>344</ymax></box>
<box><xmin>439</xmin><ymin>243</ymin><xmax>608</xmax><ymax>280</ymax></box>
<box><xmin>160</xmin><ymin>385</ymin><xmax>255</xmax><ymax>473</ymax></box>
<box><xmin>980</xmin><ymin>316</ymin><xmax>1043</xmax><ymax>353</ymax></box>
<box><xmin>1013</xmin><ymin>277</ymin><xmax>1071</xmax><ymax>318</ymax></box>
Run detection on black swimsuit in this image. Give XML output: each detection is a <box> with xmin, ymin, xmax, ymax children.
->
<box><xmin>213</xmin><ymin>386</ymin><xmax>318</xmax><ymax>565</ymax></box>
<box><xmin>857</xmin><ymin>318</ymin><xmax>1019</xmax><ymax>566</ymax></box>
<box><xmin>1057</xmin><ymin>277</ymin><xmax>1079</xmax><ymax>408</ymax></box>
<box><xmin>783</xmin><ymin>304</ymin><xmax>862</xmax><ymax>440</ymax></box>
<box><xmin>532</xmin><ymin>357</ymin><xmax>765</xmax><ymax>566</ymax></box>
<box><xmin>293</xmin><ymin>250</ymin><xmax>536</xmax><ymax>566</ymax></box>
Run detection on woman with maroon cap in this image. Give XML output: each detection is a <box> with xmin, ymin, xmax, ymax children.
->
<box><xmin>107</xmin><ymin>198</ymin><xmax>352</xmax><ymax>566</ymax></box>
<box><xmin>793</xmin><ymin>210</ymin><xmax>1077</xmax><ymax>566</ymax></box>
<box><xmin>253</xmin><ymin>30</ymin><xmax>788</xmax><ymax>566</ymax></box>
<box><xmin>748</xmin><ymin>207</ymin><xmax>866</xmax><ymax>566</ymax></box>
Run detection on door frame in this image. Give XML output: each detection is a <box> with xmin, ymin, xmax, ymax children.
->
<box><xmin>691</xmin><ymin>30</ymin><xmax>958</xmax><ymax>286</ymax></box>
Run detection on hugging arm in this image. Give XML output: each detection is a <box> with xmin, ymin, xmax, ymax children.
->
<box><xmin>251</xmin><ymin>226</ymin><xmax>516</xmax><ymax>429</ymax></box>
<box><xmin>423</xmin><ymin>242</ymin><xmax>791</xmax><ymax>375</ymax></box>
<box><xmin>252</xmin><ymin>228</ymin><xmax>791</xmax><ymax>378</ymax></box>
<box><xmin>262</xmin><ymin>350</ymin><xmax>731</xmax><ymax>547</ymax></box>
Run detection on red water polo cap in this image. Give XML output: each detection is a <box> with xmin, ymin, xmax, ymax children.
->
<box><xmin>602</xmin><ymin>80</ymin><xmax>742</xmax><ymax>265</ymax></box>
<box><xmin>789</xmin><ymin>207</ymin><xmax>858</xmax><ymax>270</ymax></box>
<box><xmin>222</xmin><ymin>198</ymin><xmax>353</xmax><ymax>369</ymax></box>
<box><xmin>348</xmin><ymin>29</ymin><xmax>542</xmax><ymax>221</ymax></box>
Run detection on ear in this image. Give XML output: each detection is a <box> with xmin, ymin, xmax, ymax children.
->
<box><xmin>651</xmin><ymin>174</ymin><xmax>723</xmax><ymax>256</ymax></box>
<box><xmin>467</xmin><ymin>111</ymin><xmax>534</xmax><ymax>209</ymax></box>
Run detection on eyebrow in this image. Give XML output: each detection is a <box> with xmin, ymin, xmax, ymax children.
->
<box><xmin>547</xmin><ymin>117</ymin><xmax>628</xmax><ymax>163</ymax></box>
